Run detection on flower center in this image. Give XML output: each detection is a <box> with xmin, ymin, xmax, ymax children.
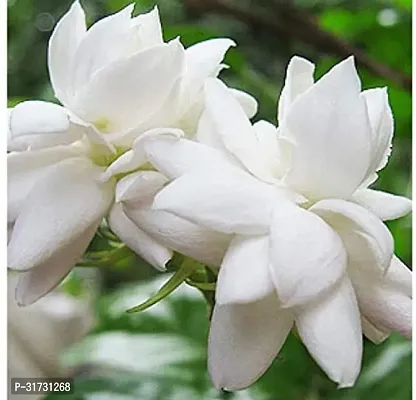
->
<box><xmin>93</xmin><ymin>117</ymin><xmax>112</xmax><ymax>133</ymax></box>
<box><xmin>88</xmin><ymin>143</ymin><xmax>129</xmax><ymax>168</ymax></box>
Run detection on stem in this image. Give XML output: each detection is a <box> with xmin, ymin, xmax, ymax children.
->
<box><xmin>201</xmin><ymin>267</ymin><xmax>217</xmax><ymax>320</ymax></box>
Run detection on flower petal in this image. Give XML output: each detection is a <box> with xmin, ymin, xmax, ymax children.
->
<box><xmin>10</xmin><ymin>101</ymin><xmax>70</xmax><ymax>138</ymax></box>
<box><xmin>15</xmin><ymin>222</ymin><xmax>99</xmax><ymax>306</ymax></box>
<box><xmin>182</xmin><ymin>38</ymin><xmax>235</xmax><ymax>106</ymax></box>
<box><xmin>284</xmin><ymin>57</ymin><xmax>372</xmax><ymax>200</ymax></box>
<box><xmin>295</xmin><ymin>277</ymin><xmax>363</xmax><ymax>388</ymax></box>
<box><xmin>108</xmin><ymin>203</ymin><xmax>172</xmax><ymax>270</ymax></box>
<box><xmin>208</xmin><ymin>294</ymin><xmax>293</xmax><ymax>390</ymax></box>
<box><xmin>153</xmin><ymin>168</ymin><xmax>290</xmax><ymax>235</ymax></box>
<box><xmin>144</xmin><ymin>135</ymin><xmax>238</xmax><ymax>179</ymax></box>
<box><xmin>204</xmin><ymin>78</ymin><xmax>276</xmax><ymax>182</ymax></box>
<box><xmin>216</xmin><ymin>235</ymin><xmax>274</xmax><ymax>305</ymax></box>
<box><xmin>70</xmin><ymin>4</ymin><xmax>135</xmax><ymax>94</ymax></box>
<box><xmin>74</xmin><ymin>40</ymin><xmax>184</xmax><ymax>133</ymax></box>
<box><xmin>253</xmin><ymin>120</ymin><xmax>289</xmax><ymax>177</ymax></box>
<box><xmin>270</xmin><ymin>203</ymin><xmax>347</xmax><ymax>307</ymax></box>
<box><xmin>104</xmin><ymin>149</ymin><xmax>146</xmax><ymax>178</ymax></box>
<box><xmin>124</xmin><ymin>202</ymin><xmax>231</xmax><ymax>267</ymax></box>
<box><xmin>48</xmin><ymin>0</ymin><xmax>86</xmax><ymax>104</ymax></box>
<box><xmin>352</xmin><ymin>189</ymin><xmax>412</xmax><ymax>221</ymax></box>
<box><xmin>116</xmin><ymin>171</ymin><xmax>168</xmax><ymax>203</ymax></box>
<box><xmin>104</xmin><ymin>128</ymin><xmax>183</xmax><ymax>178</ymax></box>
<box><xmin>277</xmin><ymin>55</ymin><xmax>315</xmax><ymax>123</ymax></box>
<box><xmin>130</xmin><ymin>6</ymin><xmax>163</xmax><ymax>48</ymax></box>
<box><xmin>106</xmin><ymin>79</ymin><xmax>184</xmax><ymax>147</ymax></box>
<box><xmin>385</xmin><ymin>256</ymin><xmax>412</xmax><ymax>297</ymax></box>
<box><xmin>350</xmin><ymin>259</ymin><xmax>412</xmax><ymax>339</ymax></box>
<box><xmin>310</xmin><ymin>199</ymin><xmax>394</xmax><ymax>272</ymax></box>
<box><xmin>7</xmin><ymin>146</ymin><xmax>82</xmax><ymax>223</ymax></box>
<box><xmin>229</xmin><ymin>88</ymin><xmax>258</xmax><ymax>118</ymax></box>
<box><xmin>361</xmin><ymin>88</ymin><xmax>393</xmax><ymax>176</ymax></box>
<box><xmin>195</xmin><ymin>107</ymin><xmax>228</xmax><ymax>151</ymax></box>
<box><xmin>8</xmin><ymin>158</ymin><xmax>114</xmax><ymax>272</ymax></box>
<box><xmin>361</xmin><ymin>317</ymin><xmax>389</xmax><ymax>344</ymax></box>
<box><xmin>347</xmin><ymin>233</ymin><xmax>411</xmax><ymax>339</ymax></box>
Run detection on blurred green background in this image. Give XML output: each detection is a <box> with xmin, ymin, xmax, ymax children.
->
<box><xmin>8</xmin><ymin>0</ymin><xmax>412</xmax><ymax>399</ymax></box>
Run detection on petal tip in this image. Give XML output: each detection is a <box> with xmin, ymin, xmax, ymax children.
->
<box><xmin>337</xmin><ymin>379</ymin><xmax>356</xmax><ymax>390</ymax></box>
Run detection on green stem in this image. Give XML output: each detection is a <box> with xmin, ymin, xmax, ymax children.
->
<box><xmin>126</xmin><ymin>259</ymin><xmax>198</xmax><ymax>313</ymax></box>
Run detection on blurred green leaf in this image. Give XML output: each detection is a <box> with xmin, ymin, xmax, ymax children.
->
<box><xmin>392</xmin><ymin>0</ymin><xmax>412</xmax><ymax>11</ymax></box>
<box><xmin>320</xmin><ymin>9</ymin><xmax>375</xmax><ymax>39</ymax></box>
<box><xmin>126</xmin><ymin>259</ymin><xmax>200</xmax><ymax>313</ymax></box>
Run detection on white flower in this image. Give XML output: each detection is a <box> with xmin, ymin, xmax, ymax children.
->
<box><xmin>8</xmin><ymin>143</ymin><xmax>115</xmax><ymax>306</ymax></box>
<box><xmin>107</xmin><ymin>129</ymin><xmax>231</xmax><ymax>268</ymax></box>
<box><xmin>8</xmin><ymin>1</ymin><xmax>254</xmax><ymax>151</ymax></box>
<box><xmin>143</xmin><ymin>57</ymin><xmax>412</xmax><ymax>389</ymax></box>
<box><xmin>8</xmin><ymin>2</ymin><xmax>245</xmax><ymax>304</ymax></box>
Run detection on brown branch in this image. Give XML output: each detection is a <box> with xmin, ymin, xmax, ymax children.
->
<box><xmin>183</xmin><ymin>0</ymin><xmax>411</xmax><ymax>93</ymax></box>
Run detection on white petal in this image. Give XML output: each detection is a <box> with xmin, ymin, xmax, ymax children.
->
<box><xmin>386</xmin><ymin>256</ymin><xmax>412</xmax><ymax>297</ymax></box>
<box><xmin>10</xmin><ymin>126</ymin><xmax>84</xmax><ymax>151</ymax></box>
<box><xmin>270</xmin><ymin>203</ymin><xmax>346</xmax><ymax>306</ymax></box>
<box><xmin>48</xmin><ymin>0</ymin><xmax>86</xmax><ymax>104</ymax></box>
<box><xmin>253</xmin><ymin>120</ymin><xmax>288</xmax><ymax>177</ymax></box>
<box><xmin>130</xmin><ymin>6</ymin><xmax>163</xmax><ymax>48</ymax></box>
<box><xmin>216</xmin><ymin>235</ymin><xmax>274</xmax><ymax>305</ymax></box>
<box><xmin>116</xmin><ymin>171</ymin><xmax>168</xmax><ymax>203</ymax></box>
<box><xmin>347</xmin><ymin>241</ymin><xmax>411</xmax><ymax>339</ymax></box>
<box><xmin>82</xmin><ymin>123</ymin><xmax>116</xmax><ymax>153</ymax></box>
<box><xmin>208</xmin><ymin>295</ymin><xmax>293</xmax><ymax>390</ymax></box>
<box><xmin>229</xmin><ymin>88</ymin><xmax>258</xmax><ymax>118</ymax></box>
<box><xmin>361</xmin><ymin>317</ymin><xmax>389</xmax><ymax>344</ymax></box>
<box><xmin>108</xmin><ymin>203</ymin><xmax>172</xmax><ymax>270</ymax></box>
<box><xmin>311</xmin><ymin>199</ymin><xmax>394</xmax><ymax>272</ymax></box>
<box><xmin>185</xmin><ymin>38</ymin><xmax>235</xmax><ymax>77</ymax></box>
<box><xmin>351</xmin><ymin>264</ymin><xmax>412</xmax><ymax>339</ymax></box>
<box><xmin>350</xmin><ymin>251</ymin><xmax>412</xmax><ymax>298</ymax></box>
<box><xmin>144</xmin><ymin>135</ymin><xmax>238</xmax><ymax>179</ymax></box>
<box><xmin>295</xmin><ymin>277</ymin><xmax>363</xmax><ymax>388</ymax></box>
<box><xmin>10</xmin><ymin>101</ymin><xmax>70</xmax><ymax>138</ymax></box>
<box><xmin>352</xmin><ymin>189</ymin><xmax>412</xmax><ymax>221</ymax></box>
<box><xmin>7</xmin><ymin>146</ymin><xmax>82</xmax><ymax>223</ymax></box>
<box><xmin>15</xmin><ymin>222</ymin><xmax>99</xmax><ymax>306</ymax></box>
<box><xmin>284</xmin><ymin>57</ymin><xmax>372</xmax><ymax>200</ymax></box>
<box><xmin>278</xmin><ymin>55</ymin><xmax>315</xmax><ymax>123</ymax></box>
<box><xmin>204</xmin><ymin>79</ymin><xmax>276</xmax><ymax>182</ymax></box>
<box><xmin>8</xmin><ymin>158</ymin><xmax>114</xmax><ymax>272</ymax></box>
<box><xmin>70</xmin><ymin>4</ymin><xmax>135</xmax><ymax>93</ymax></box>
<box><xmin>182</xmin><ymin>39</ymin><xmax>235</xmax><ymax>107</ymax></box>
<box><xmin>105</xmin><ymin>80</ymin><xmax>184</xmax><ymax>147</ymax></box>
<box><xmin>74</xmin><ymin>41</ymin><xmax>184</xmax><ymax>133</ymax></box>
<box><xmin>104</xmin><ymin>128</ymin><xmax>183</xmax><ymax>177</ymax></box>
<box><xmin>104</xmin><ymin>149</ymin><xmax>146</xmax><ymax>178</ymax></box>
<box><xmin>124</xmin><ymin>203</ymin><xmax>230</xmax><ymax>267</ymax></box>
<box><xmin>153</xmin><ymin>168</ymin><xmax>289</xmax><ymax>235</ymax></box>
<box><xmin>195</xmin><ymin>107</ymin><xmax>240</xmax><ymax>163</ymax></box>
<box><xmin>361</xmin><ymin>88</ymin><xmax>393</xmax><ymax>176</ymax></box>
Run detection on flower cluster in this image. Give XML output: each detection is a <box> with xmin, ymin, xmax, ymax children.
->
<box><xmin>8</xmin><ymin>1</ymin><xmax>412</xmax><ymax>391</ymax></box>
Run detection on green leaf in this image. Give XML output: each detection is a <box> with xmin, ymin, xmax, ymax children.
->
<box><xmin>61</xmin><ymin>332</ymin><xmax>203</xmax><ymax>373</ymax></box>
<box><xmin>393</xmin><ymin>0</ymin><xmax>412</xmax><ymax>11</ymax></box>
<box><xmin>126</xmin><ymin>259</ymin><xmax>199</xmax><ymax>313</ymax></box>
<box><xmin>320</xmin><ymin>9</ymin><xmax>375</xmax><ymax>40</ymax></box>
<box><xmin>78</xmin><ymin>245</ymin><xmax>133</xmax><ymax>268</ymax></box>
